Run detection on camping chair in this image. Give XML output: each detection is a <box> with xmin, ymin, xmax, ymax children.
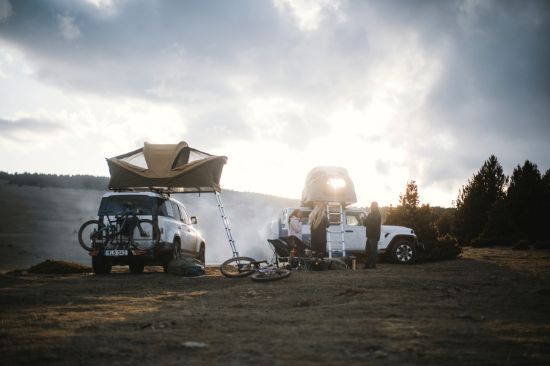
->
<box><xmin>267</xmin><ymin>237</ymin><xmax>312</xmax><ymax>271</ymax></box>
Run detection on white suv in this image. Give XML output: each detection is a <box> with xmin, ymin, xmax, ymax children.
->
<box><xmin>81</xmin><ymin>191</ymin><xmax>205</xmax><ymax>274</ymax></box>
<box><xmin>270</xmin><ymin>207</ymin><xmax>419</xmax><ymax>263</ymax></box>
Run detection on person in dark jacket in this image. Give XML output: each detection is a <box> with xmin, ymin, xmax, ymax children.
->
<box><xmin>364</xmin><ymin>201</ymin><xmax>381</xmax><ymax>269</ymax></box>
<box><xmin>309</xmin><ymin>202</ymin><xmax>329</xmax><ymax>258</ymax></box>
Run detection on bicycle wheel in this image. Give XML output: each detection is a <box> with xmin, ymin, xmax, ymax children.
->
<box><xmin>130</xmin><ymin>219</ymin><xmax>160</xmax><ymax>250</ymax></box>
<box><xmin>219</xmin><ymin>257</ymin><xmax>257</xmax><ymax>278</ymax></box>
<box><xmin>251</xmin><ymin>268</ymin><xmax>291</xmax><ymax>282</ymax></box>
<box><xmin>78</xmin><ymin>220</ymin><xmax>104</xmax><ymax>251</ymax></box>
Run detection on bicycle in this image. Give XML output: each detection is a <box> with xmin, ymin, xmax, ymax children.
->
<box><xmin>219</xmin><ymin>256</ymin><xmax>291</xmax><ymax>282</ymax></box>
<box><xmin>78</xmin><ymin>209</ymin><xmax>160</xmax><ymax>252</ymax></box>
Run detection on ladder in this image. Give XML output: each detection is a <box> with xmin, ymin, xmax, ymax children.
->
<box><xmin>326</xmin><ymin>202</ymin><xmax>346</xmax><ymax>258</ymax></box>
<box><xmin>215</xmin><ymin>192</ymin><xmax>239</xmax><ymax>258</ymax></box>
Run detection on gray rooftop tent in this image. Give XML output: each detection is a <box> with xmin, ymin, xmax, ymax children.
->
<box><xmin>106</xmin><ymin>141</ymin><xmax>239</xmax><ymax>258</ymax></box>
<box><xmin>301</xmin><ymin>166</ymin><xmax>357</xmax><ymax>259</ymax></box>
<box><xmin>107</xmin><ymin>141</ymin><xmax>227</xmax><ymax>192</ymax></box>
<box><xmin>301</xmin><ymin>166</ymin><xmax>357</xmax><ymax>207</ymax></box>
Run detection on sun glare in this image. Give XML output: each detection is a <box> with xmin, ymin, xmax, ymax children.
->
<box><xmin>327</xmin><ymin>177</ymin><xmax>346</xmax><ymax>189</ymax></box>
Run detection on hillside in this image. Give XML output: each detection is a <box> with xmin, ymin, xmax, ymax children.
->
<box><xmin>0</xmin><ymin>181</ymin><xmax>299</xmax><ymax>270</ymax></box>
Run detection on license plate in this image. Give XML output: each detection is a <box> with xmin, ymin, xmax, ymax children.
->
<box><xmin>104</xmin><ymin>249</ymin><xmax>128</xmax><ymax>256</ymax></box>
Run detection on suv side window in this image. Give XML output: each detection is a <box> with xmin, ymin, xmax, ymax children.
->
<box><xmin>346</xmin><ymin>212</ymin><xmax>363</xmax><ymax>226</ymax></box>
<box><xmin>159</xmin><ymin>200</ymin><xmax>174</xmax><ymax>218</ymax></box>
<box><xmin>170</xmin><ymin>201</ymin><xmax>183</xmax><ymax>222</ymax></box>
<box><xmin>178</xmin><ymin>204</ymin><xmax>190</xmax><ymax>224</ymax></box>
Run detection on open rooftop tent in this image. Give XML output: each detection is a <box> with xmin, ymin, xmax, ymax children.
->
<box><xmin>106</xmin><ymin>141</ymin><xmax>240</xmax><ymax>259</ymax></box>
<box><xmin>106</xmin><ymin>141</ymin><xmax>228</xmax><ymax>193</ymax></box>
<box><xmin>301</xmin><ymin>166</ymin><xmax>357</xmax><ymax>207</ymax></box>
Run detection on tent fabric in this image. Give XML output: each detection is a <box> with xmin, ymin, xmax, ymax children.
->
<box><xmin>107</xmin><ymin>142</ymin><xmax>227</xmax><ymax>192</ymax></box>
<box><xmin>301</xmin><ymin>166</ymin><xmax>357</xmax><ymax>206</ymax></box>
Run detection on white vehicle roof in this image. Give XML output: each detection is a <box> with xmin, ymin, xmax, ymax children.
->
<box><xmin>285</xmin><ymin>206</ymin><xmax>366</xmax><ymax>213</ymax></box>
<box><xmin>102</xmin><ymin>191</ymin><xmax>166</xmax><ymax>199</ymax></box>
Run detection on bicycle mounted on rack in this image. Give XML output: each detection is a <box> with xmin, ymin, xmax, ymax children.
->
<box><xmin>78</xmin><ymin>207</ymin><xmax>159</xmax><ymax>254</ymax></box>
<box><xmin>77</xmin><ymin>190</ymin><xmax>205</xmax><ymax>274</ymax></box>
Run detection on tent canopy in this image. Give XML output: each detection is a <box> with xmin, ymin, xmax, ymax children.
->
<box><xmin>301</xmin><ymin>166</ymin><xmax>357</xmax><ymax>206</ymax></box>
<box><xmin>107</xmin><ymin>141</ymin><xmax>227</xmax><ymax>192</ymax></box>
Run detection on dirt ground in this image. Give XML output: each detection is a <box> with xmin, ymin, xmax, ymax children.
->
<box><xmin>1</xmin><ymin>247</ymin><xmax>550</xmax><ymax>366</ymax></box>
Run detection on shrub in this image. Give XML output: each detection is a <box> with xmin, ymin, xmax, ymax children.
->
<box><xmin>420</xmin><ymin>235</ymin><xmax>462</xmax><ymax>261</ymax></box>
<box><xmin>512</xmin><ymin>240</ymin><xmax>530</xmax><ymax>251</ymax></box>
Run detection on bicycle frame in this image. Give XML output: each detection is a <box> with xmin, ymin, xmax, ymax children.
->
<box><xmin>98</xmin><ymin>210</ymin><xmax>140</xmax><ymax>248</ymax></box>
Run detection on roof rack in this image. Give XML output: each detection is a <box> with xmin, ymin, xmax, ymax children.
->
<box><xmin>109</xmin><ymin>186</ymin><xmax>215</xmax><ymax>196</ymax></box>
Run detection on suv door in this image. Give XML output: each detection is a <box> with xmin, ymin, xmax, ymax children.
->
<box><xmin>344</xmin><ymin>211</ymin><xmax>366</xmax><ymax>252</ymax></box>
<box><xmin>177</xmin><ymin>203</ymin><xmax>198</xmax><ymax>256</ymax></box>
<box><xmin>158</xmin><ymin>199</ymin><xmax>181</xmax><ymax>245</ymax></box>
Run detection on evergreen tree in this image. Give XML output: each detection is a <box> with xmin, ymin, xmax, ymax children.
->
<box><xmin>435</xmin><ymin>208</ymin><xmax>456</xmax><ymax>237</ymax></box>
<box><xmin>454</xmin><ymin>155</ymin><xmax>507</xmax><ymax>244</ymax></box>
<box><xmin>506</xmin><ymin>161</ymin><xmax>546</xmax><ymax>241</ymax></box>
<box><xmin>386</xmin><ymin>181</ymin><xmax>437</xmax><ymax>241</ymax></box>
<box><xmin>399</xmin><ymin>180</ymin><xmax>420</xmax><ymax>211</ymax></box>
<box><xmin>477</xmin><ymin>198</ymin><xmax>517</xmax><ymax>246</ymax></box>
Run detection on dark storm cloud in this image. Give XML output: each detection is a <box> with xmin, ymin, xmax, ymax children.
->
<box><xmin>1</xmin><ymin>0</ymin><xmax>549</xmax><ymax>187</ymax></box>
<box><xmin>346</xmin><ymin>0</ymin><xmax>550</xmax><ymax>183</ymax></box>
<box><xmin>0</xmin><ymin>0</ymin><xmax>283</xmax><ymax>96</ymax></box>
<box><xmin>0</xmin><ymin>117</ymin><xmax>64</xmax><ymax>140</ymax></box>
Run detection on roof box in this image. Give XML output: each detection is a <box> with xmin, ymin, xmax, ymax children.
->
<box><xmin>301</xmin><ymin>166</ymin><xmax>357</xmax><ymax>207</ymax></box>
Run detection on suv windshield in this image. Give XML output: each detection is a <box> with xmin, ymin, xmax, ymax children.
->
<box><xmin>98</xmin><ymin>195</ymin><xmax>162</xmax><ymax>216</ymax></box>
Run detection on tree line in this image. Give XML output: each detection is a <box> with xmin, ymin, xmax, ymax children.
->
<box><xmin>2</xmin><ymin>156</ymin><xmax>549</xmax><ymax>248</ymax></box>
<box><xmin>384</xmin><ymin>155</ymin><xmax>550</xmax><ymax>248</ymax></box>
<box><xmin>0</xmin><ymin>171</ymin><xmax>109</xmax><ymax>191</ymax></box>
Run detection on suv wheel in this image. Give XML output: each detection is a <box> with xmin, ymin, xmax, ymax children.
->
<box><xmin>391</xmin><ymin>240</ymin><xmax>416</xmax><ymax>264</ymax></box>
<box><xmin>198</xmin><ymin>244</ymin><xmax>205</xmax><ymax>264</ymax></box>
<box><xmin>129</xmin><ymin>260</ymin><xmax>145</xmax><ymax>274</ymax></box>
<box><xmin>163</xmin><ymin>240</ymin><xmax>181</xmax><ymax>272</ymax></box>
<box><xmin>92</xmin><ymin>256</ymin><xmax>112</xmax><ymax>275</ymax></box>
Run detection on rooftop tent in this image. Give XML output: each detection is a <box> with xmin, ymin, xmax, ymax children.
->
<box><xmin>301</xmin><ymin>166</ymin><xmax>357</xmax><ymax>207</ymax></box>
<box><xmin>106</xmin><ymin>142</ymin><xmax>227</xmax><ymax>192</ymax></box>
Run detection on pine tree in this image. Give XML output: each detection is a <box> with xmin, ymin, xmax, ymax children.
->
<box><xmin>454</xmin><ymin>155</ymin><xmax>507</xmax><ymax>244</ymax></box>
<box><xmin>506</xmin><ymin>161</ymin><xmax>546</xmax><ymax>241</ymax></box>
<box><xmin>386</xmin><ymin>181</ymin><xmax>437</xmax><ymax>241</ymax></box>
<box><xmin>399</xmin><ymin>180</ymin><xmax>420</xmax><ymax>211</ymax></box>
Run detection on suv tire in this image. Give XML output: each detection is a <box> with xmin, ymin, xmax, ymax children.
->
<box><xmin>391</xmin><ymin>240</ymin><xmax>417</xmax><ymax>264</ymax></box>
<box><xmin>92</xmin><ymin>256</ymin><xmax>112</xmax><ymax>275</ymax></box>
<box><xmin>198</xmin><ymin>244</ymin><xmax>205</xmax><ymax>264</ymax></box>
<box><xmin>129</xmin><ymin>260</ymin><xmax>145</xmax><ymax>274</ymax></box>
<box><xmin>163</xmin><ymin>240</ymin><xmax>181</xmax><ymax>272</ymax></box>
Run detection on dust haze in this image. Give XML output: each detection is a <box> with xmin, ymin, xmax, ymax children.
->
<box><xmin>0</xmin><ymin>181</ymin><xmax>298</xmax><ymax>269</ymax></box>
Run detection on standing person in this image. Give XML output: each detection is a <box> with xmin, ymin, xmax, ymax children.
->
<box><xmin>309</xmin><ymin>203</ymin><xmax>329</xmax><ymax>258</ymax></box>
<box><xmin>288</xmin><ymin>209</ymin><xmax>303</xmax><ymax>240</ymax></box>
<box><xmin>364</xmin><ymin>201</ymin><xmax>381</xmax><ymax>269</ymax></box>
<box><xmin>287</xmin><ymin>209</ymin><xmax>304</xmax><ymax>256</ymax></box>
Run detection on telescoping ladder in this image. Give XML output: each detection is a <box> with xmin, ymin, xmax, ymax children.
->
<box><xmin>215</xmin><ymin>192</ymin><xmax>239</xmax><ymax>258</ymax></box>
<box><xmin>326</xmin><ymin>202</ymin><xmax>346</xmax><ymax>258</ymax></box>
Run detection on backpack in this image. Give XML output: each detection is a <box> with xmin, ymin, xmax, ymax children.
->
<box><xmin>167</xmin><ymin>258</ymin><xmax>205</xmax><ymax>276</ymax></box>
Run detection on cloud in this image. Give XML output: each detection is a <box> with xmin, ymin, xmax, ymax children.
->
<box><xmin>83</xmin><ymin>0</ymin><xmax>118</xmax><ymax>14</ymax></box>
<box><xmin>0</xmin><ymin>0</ymin><xmax>13</xmax><ymax>23</ymax></box>
<box><xmin>0</xmin><ymin>117</ymin><xmax>64</xmax><ymax>141</ymax></box>
<box><xmin>274</xmin><ymin>0</ymin><xmax>344</xmax><ymax>32</ymax></box>
<box><xmin>0</xmin><ymin>0</ymin><xmax>549</xmax><ymax>206</ymax></box>
<box><xmin>58</xmin><ymin>14</ymin><xmax>81</xmax><ymax>40</ymax></box>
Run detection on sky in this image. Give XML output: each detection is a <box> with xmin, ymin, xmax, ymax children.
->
<box><xmin>0</xmin><ymin>0</ymin><xmax>549</xmax><ymax>207</ymax></box>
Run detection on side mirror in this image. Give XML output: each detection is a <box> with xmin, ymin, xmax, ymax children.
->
<box><xmin>191</xmin><ymin>216</ymin><xmax>197</xmax><ymax>224</ymax></box>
